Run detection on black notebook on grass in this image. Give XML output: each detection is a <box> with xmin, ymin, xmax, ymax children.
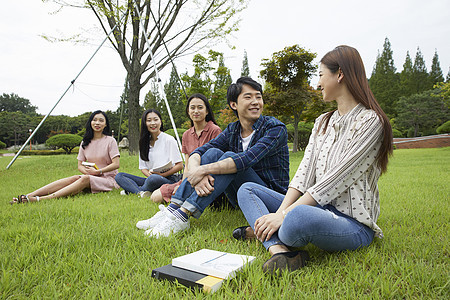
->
<box><xmin>151</xmin><ymin>264</ymin><xmax>224</xmax><ymax>293</ymax></box>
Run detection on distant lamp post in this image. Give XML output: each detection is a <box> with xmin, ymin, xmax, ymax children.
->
<box><xmin>29</xmin><ymin>129</ymin><xmax>33</xmax><ymax>150</ymax></box>
<box><xmin>112</xmin><ymin>130</ymin><xmax>115</xmax><ymax>138</ymax></box>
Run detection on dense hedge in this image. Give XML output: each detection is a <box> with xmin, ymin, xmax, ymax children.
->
<box><xmin>0</xmin><ymin>140</ymin><xmax>6</xmax><ymax>149</ymax></box>
<box><xmin>20</xmin><ymin>148</ymin><xmax>76</xmax><ymax>156</ymax></box>
<box><xmin>436</xmin><ymin>120</ymin><xmax>450</xmax><ymax>134</ymax></box>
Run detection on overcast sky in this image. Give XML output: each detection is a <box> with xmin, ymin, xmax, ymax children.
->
<box><xmin>1</xmin><ymin>0</ymin><xmax>449</xmax><ymax>116</ymax></box>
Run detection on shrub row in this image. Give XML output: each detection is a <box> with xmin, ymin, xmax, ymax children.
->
<box><xmin>20</xmin><ymin>148</ymin><xmax>79</xmax><ymax>156</ymax></box>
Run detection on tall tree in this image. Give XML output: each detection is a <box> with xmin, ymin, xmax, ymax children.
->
<box><xmin>400</xmin><ymin>51</ymin><xmax>414</xmax><ymax>97</ymax></box>
<box><xmin>412</xmin><ymin>47</ymin><xmax>431</xmax><ymax>93</ymax></box>
<box><xmin>45</xmin><ymin>0</ymin><xmax>247</xmax><ymax>154</ymax></box>
<box><xmin>0</xmin><ymin>93</ymin><xmax>38</xmax><ymax>114</ymax></box>
<box><xmin>143</xmin><ymin>81</ymin><xmax>161</xmax><ymax>112</ymax></box>
<box><xmin>369</xmin><ymin>38</ymin><xmax>400</xmax><ymax>117</ymax></box>
<box><xmin>240</xmin><ymin>50</ymin><xmax>250</xmax><ymax>77</ymax></box>
<box><xmin>260</xmin><ymin>45</ymin><xmax>317</xmax><ymax>152</ymax></box>
<box><xmin>429</xmin><ymin>49</ymin><xmax>444</xmax><ymax>86</ymax></box>
<box><xmin>211</xmin><ymin>51</ymin><xmax>232</xmax><ymax>112</ymax></box>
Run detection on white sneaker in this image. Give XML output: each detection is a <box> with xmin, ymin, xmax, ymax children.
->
<box><xmin>136</xmin><ymin>204</ymin><xmax>170</xmax><ymax>230</ymax></box>
<box><xmin>120</xmin><ymin>190</ymin><xmax>128</xmax><ymax>196</ymax></box>
<box><xmin>139</xmin><ymin>191</ymin><xmax>151</xmax><ymax>198</ymax></box>
<box><xmin>144</xmin><ymin>214</ymin><xmax>190</xmax><ymax>238</ymax></box>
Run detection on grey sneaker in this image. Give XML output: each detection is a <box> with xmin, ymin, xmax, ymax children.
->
<box><xmin>144</xmin><ymin>214</ymin><xmax>190</xmax><ymax>238</ymax></box>
<box><xmin>136</xmin><ymin>204</ymin><xmax>169</xmax><ymax>230</ymax></box>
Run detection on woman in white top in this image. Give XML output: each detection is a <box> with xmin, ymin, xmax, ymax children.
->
<box><xmin>115</xmin><ymin>109</ymin><xmax>183</xmax><ymax>197</ymax></box>
<box><xmin>235</xmin><ymin>45</ymin><xmax>393</xmax><ymax>274</ymax></box>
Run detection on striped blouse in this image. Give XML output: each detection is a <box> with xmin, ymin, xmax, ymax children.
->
<box><xmin>289</xmin><ymin>103</ymin><xmax>384</xmax><ymax>238</ymax></box>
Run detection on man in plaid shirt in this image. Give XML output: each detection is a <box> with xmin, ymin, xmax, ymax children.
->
<box><xmin>139</xmin><ymin>77</ymin><xmax>290</xmax><ymax>238</ymax></box>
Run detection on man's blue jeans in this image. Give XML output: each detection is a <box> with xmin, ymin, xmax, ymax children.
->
<box><xmin>171</xmin><ymin>148</ymin><xmax>267</xmax><ymax>219</ymax></box>
<box><xmin>115</xmin><ymin>172</ymin><xmax>179</xmax><ymax>194</ymax></box>
<box><xmin>237</xmin><ymin>182</ymin><xmax>375</xmax><ymax>252</ymax></box>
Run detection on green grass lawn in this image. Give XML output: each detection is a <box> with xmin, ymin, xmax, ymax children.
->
<box><xmin>0</xmin><ymin>148</ymin><xmax>449</xmax><ymax>299</ymax></box>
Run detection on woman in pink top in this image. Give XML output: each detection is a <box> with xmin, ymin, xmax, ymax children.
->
<box><xmin>149</xmin><ymin>93</ymin><xmax>222</xmax><ymax>203</ymax></box>
<box><xmin>11</xmin><ymin>110</ymin><xmax>120</xmax><ymax>204</ymax></box>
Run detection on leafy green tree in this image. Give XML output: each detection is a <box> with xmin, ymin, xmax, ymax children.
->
<box><xmin>182</xmin><ymin>50</ymin><xmax>232</xmax><ymax>113</ymax></box>
<box><xmin>446</xmin><ymin>68</ymin><xmax>450</xmax><ymax>82</ymax></box>
<box><xmin>45</xmin><ymin>134</ymin><xmax>83</xmax><ymax>154</ymax></box>
<box><xmin>396</xmin><ymin>90</ymin><xmax>448</xmax><ymax>137</ymax></box>
<box><xmin>412</xmin><ymin>47</ymin><xmax>431</xmax><ymax>93</ymax></box>
<box><xmin>429</xmin><ymin>50</ymin><xmax>444</xmax><ymax>85</ymax></box>
<box><xmin>301</xmin><ymin>87</ymin><xmax>335</xmax><ymax>123</ymax></box>
<box><xmin>0</xmin><ymin>111</ymin><xmax>35</xmax><ymax>146</ymax></box>
<box><xmin>182</xmin><ymin>53</ymin><xmax>213</xmax><ymax>98</ymax></box>
<box><xmin>0</xmin><ymin>140</ymin><xmax>6</xmax><ymax>149</ymax></box>
<box><xmin>434</xmin><ymin>81</ymin><xmax>450</xmax><ymax>108</ymax></box>
<box><xmin>241</xmin><ymin>50</ymin><xmax>250</xmax><ymax>77</ymax></box>
<box><xmin>400</xmin><ymin>51</ymin><xmax>414</xmax><ymax>97</ymax></box>
<box><xmin>0</xmin><ymin>93</ymin><xmax>37</xmax><ymax>114</ymax></box>
<box><xmin>45</xmin><ymin>0</ymin><xmax>248</xmax><ymax>154</ymax></box>
<box><xmin>260</xmin><ymin>45</ymin><xmax>317</xmax><ymax>152</ymax></box>
<box><xmin>369</xmin><ymin>38</ymin><xmax>401</xmax><ymax>117</ymax></box>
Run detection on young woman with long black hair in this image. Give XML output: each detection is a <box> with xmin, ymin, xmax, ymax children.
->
<box><xmin>115</xmin><ymin>109</ymin><xmax>183</xmax><ymax>197</ymax></box>
<box><xmin>11</xmin><ymin>110</ymin><xmax>120</xmax><ymax>204</ymax></box>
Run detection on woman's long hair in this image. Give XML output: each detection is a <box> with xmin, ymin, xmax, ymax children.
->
<box><xmin>319</xmin><ymin>45</ymin><xmax>393</xmax><ymax>173</ymax></box>
<box><xmin>139</xmin><ymin>108</ymin><xmax>164</xmax><ymax>161</ymax></box>
<box><xmin>185</xmin><ymin>93</ymin><xmax>217</xmax><ymax>127</ymax></box>
<box><xmin>82</xmin><ymin>110</ymin><xmax>111</xmax><ymax>149</ymax></box>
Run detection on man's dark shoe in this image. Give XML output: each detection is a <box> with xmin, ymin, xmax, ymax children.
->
<box><xmin>262</xmin><ymin>250</ymin><xmax>310</xmax><ymax>274</ymax></box>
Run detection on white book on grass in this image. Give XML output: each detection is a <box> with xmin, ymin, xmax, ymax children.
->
<box><xmin>172</xmin><ymin>249</ymin><xmax>256</xmax><ymax>279</ymax></box>
<box><xmin>152</xmin><ymin>161</ymin><xmax>173</xmax><ymax>173</ymax></box>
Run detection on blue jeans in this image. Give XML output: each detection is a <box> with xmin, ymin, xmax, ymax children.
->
<box><xmin>171</xmin><ymin>148</ymin><xmax>267</xmax><ymax>219</ymax></box>
<box><xmin>237</xmin><ymin>182</ymin><xmax>375</xmax><ymax>252</ymax></box>
<box><xmin>115</xmin><ymin>172</ymin><xmax>179</xmax><ymax>194</ymax></box>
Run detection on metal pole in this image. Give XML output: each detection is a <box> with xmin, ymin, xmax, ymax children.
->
<box><xmin>133</xmin><ymin>2</ymin><xmax>183</xmax><ymax>160</ymax></box>
<box><xmin>6</xmin><ymin>12</ymin><xmax>126</xmax><ymax>169</ymax></box>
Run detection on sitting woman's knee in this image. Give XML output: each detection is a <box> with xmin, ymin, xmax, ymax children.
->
<box><xmin>237</xmin><ymin>182</ymin><xmax>257</xmax><ymax>205</ymax></box>
<box><xmin>79</xmin><ymin>175</ymin><xmax>91</xmax><ymax>186</ymax></box>
<box><xmin>115</xmin><ymin>172</ymin><xmax>125</xmax><ymax>180</ymax></box>
<box><xmin>69</xmin><ymin>175</ymin><xmax>82</xmax><ymax>182</ymax></box>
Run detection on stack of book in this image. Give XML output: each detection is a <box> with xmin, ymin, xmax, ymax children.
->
<box><xmin>152</xmin><ymin>249</ymin><xmax>256</xmax><ymax>293</ymax></box>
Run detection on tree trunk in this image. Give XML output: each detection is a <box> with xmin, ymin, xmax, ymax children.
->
<box><xmin>127</xmin><ymin>76</ymin><xmax>141</xmax><ymax>155</ymax></box>
<box><xmin>292</xmin><ymin>113</ymin><xmax>300</xmax><ymax>153</ymax></box>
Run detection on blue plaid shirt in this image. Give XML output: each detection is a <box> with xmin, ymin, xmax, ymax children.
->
<box><xmin>192</xmin><ymin>115</ymin><xmax>290</xmax><ymax>194</ymax></box>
